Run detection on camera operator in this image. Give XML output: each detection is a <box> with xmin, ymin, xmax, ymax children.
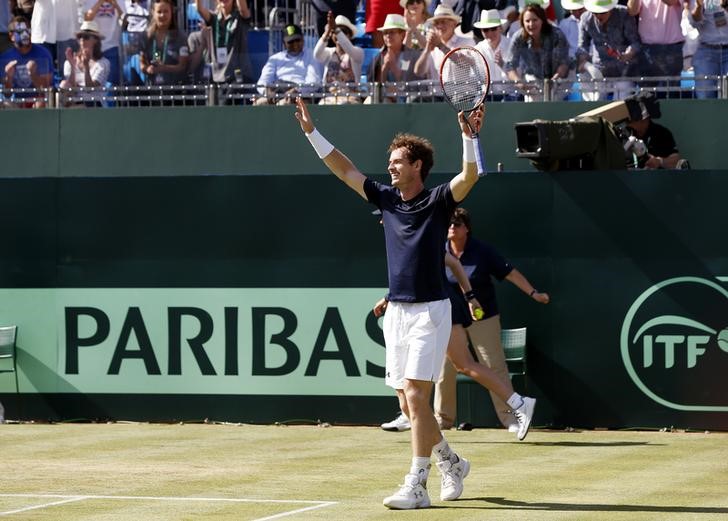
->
<box><xmin>626</xmin><ymin>112</ymin><xmax>681</xmax><ymax>169</ymax></box>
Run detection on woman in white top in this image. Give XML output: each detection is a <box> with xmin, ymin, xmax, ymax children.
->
<box><xmin>60</xmin><ymin>20</ymin><xmax>111</xmax><ymax>105</ymax></box>
<box><xmin>314</xmin><ymin>12</ymin><xmax>364</xmax><ymax>104</ymax></box>
<box><xmin>473</xmin><ymin>9</ymin><xmax>511</xmax><ymax>95</ymax></box>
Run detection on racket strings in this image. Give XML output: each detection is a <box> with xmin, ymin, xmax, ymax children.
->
<box><xmin>440</xmin><ymin>48</ymin><xmax>490</xmax><ymax>113</ymax></box>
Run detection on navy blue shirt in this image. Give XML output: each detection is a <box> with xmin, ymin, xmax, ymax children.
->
<box><xmin>364</xmin><ymin>179</ymin><xmax>457</xmax><ymax>302</ymax></box>
<box><xmin>446</xmin><ymin>237</ymin><xmax>513</xmax><ymax>319</ymax></box>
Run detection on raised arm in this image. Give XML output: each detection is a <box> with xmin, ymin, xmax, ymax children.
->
<box><xmin>691</xmin><ymin>0</ymin><xmax>705</xmax><ymax>23</ymax></box>
<box><xmin>294</xmin><ymin>97</ymin><xmax>368</xmax><ymax>200</ymax></box>
<box><xmin>314</xmin><ymin>30</ymin><xmax>333</xmax><ymax>63</ymax></box>
<box><xmin>335</xmin><ymin>31</ymin><xmax>364</xmax><ymax>68</ymax></box>
<box><xmin>449</xmin><ymin>105</ymin><xmax>485</xmax><ymax>203</ymax></box>
<box><xmin>236</xmin><ymin>0</ymin><xmax>251</xmax><ymax>19</ymax></box>
<box><xmin>626</xmin><ymin>0</ymin><xmax>641</xmax><ymax>16</ymax></box>
<box><xmin>195</xmin><ymin>0</ymin><xmax>212</xmax><ymax>24</ymax></box>
<box><xmin>85</xmin><ymin>0</ymin><xmax>106</xmax><ymax>20</ymax></box>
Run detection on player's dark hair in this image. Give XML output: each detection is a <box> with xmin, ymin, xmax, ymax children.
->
<box><xmin>451</xmin><ymin>207</ymin><xmax>472</xmax><ymax>236</ymax></box>
<box><xmin>388</xmin><ymin>133</ymin><xmax>434</xmax><ymax>181</ymax></box>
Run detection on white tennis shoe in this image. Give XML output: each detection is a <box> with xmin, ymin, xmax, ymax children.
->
<box><xmin>436</xmin><ymin>455</ymin><xmax>470</xmax><ymax>501</ymax></box>
<box><xmin>380</xmin><ymin>413</ymin><xmax>411</xmax><ymax>432</ymax></box>
<box><xmin>514</xmin><ymin>397</ymin><xmax>536</xmax><ymax>441</ymax></box>
<box><xmin>383</xmin><ymin>473</ymin><xmax>430</xmax><ymax>509</ymax></box>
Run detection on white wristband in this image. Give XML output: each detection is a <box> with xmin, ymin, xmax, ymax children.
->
<box><xmin>306</xmin><ymin>128</ymin><xmax>335</xmax><ymax>159</ymax></box>
<box><xmin>462</xmin><ymin>135</ymin><xmax>475</xmax><ymax>163</ymax></box>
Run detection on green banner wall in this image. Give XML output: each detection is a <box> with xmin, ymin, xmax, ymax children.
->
<box><xmin>1</xmin><ymin>169</ymin><xmax>726</xmax><ymax>430</ymax></box>
<box><xmin>1</xmin><ymin>100</ymin><xmax>725</xmax><ymax>178</ymax></box>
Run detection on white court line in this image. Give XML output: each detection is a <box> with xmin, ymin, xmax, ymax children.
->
<box><xmin>0</xmin><ymin>496</ymin><xmax>88</xmax><ymax>516</ymax></box>
<box><xmin>250</xmin><ymin>502</ymin><xmax>338</xmax><ymax>521</ymax></box>
<box><xmin>0</xmin><ymin>494</ymin><xmax>337</xmax><ymax>518</ymax></box>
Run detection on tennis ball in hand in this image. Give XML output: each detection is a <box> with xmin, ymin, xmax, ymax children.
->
<box><xmin>473</xmin><ymin>308</ymin><xmax>484</xmax><ymax>320</ymax></box>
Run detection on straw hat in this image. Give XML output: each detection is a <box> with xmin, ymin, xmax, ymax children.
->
<box><xmin>430</xmin><ymin>4</ymin><xmax>461</xmax><ymax>23</ymax></box>
<box><xmin>399</xmin><ymin>0</ymin><xmax>432</xmax><ymax>8</ymax></box>
<box><xmin>76</xmin><ymin>20</ymin><xmax>105</xmax><ymax>40</ymax></box>
<box><xmin>518</xmin><ymin>0</ymin><xmax>551</xmax><ymax>11</ymax></box>
<box><xmin>378</xmin><ymin>13</ymin><xmax>407</xmax><ymax>31</ymax></box>
<box><xmin>584</xmin><ymin>0</ymin><xmax>618</xmax><ymax>13</ymax></box>
<box><xmin>561</xmin><ymin>0</ymin><xmax>585</xmax><ymax>10</ymax></box>
<box><xmin>473</xmin><ymin>9</ymin><xmax>506</xmax><ymax>29</ymax></box>
<box><xmin>334</xmin><ymin>15</ymin><xmax>357</xmax><ymax>36</ymax></box>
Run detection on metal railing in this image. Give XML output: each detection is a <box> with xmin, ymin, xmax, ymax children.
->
<box><xmin>0</xmin><ymin>87</ymin><xmax>53</xmax><ymax>108</ymax></box>
<box><xmin>2</xmin><ymin>74</ymin><xmax>725</xmax><ymax>109</ymax></box>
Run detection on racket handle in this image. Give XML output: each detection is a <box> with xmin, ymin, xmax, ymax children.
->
<box><xmin>472</xmin><ymin>133</ymin><xmax>486</xmax><ymax>177</ymax></box>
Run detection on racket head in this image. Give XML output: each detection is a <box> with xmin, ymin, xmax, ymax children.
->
<box><xmin>439</xmin><ymin>46</ymin><xmax>491</xmax><ymax>114</ymax></box>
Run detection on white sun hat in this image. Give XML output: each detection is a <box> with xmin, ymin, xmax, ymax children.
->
<box><xmin>430</xmin><ymin>4</ymin><xmax>462</xmax><ymax>23</ymax></box>
<box><xmin>378</xmin><ymin>13</ymin><xmax>407</xmax><ymax>31</ymax></box>
<box><xmin>334</xmin><ymin>15</ymin><xmax>357</xmax><ymax>36</ymax></box>
<box><xmin>76</xmin><ymin>20</ymin><xmax>105</xmax><ymax>40</ymax></box>
<box><xmin>473</xmin><ymin>9</ymin><xmax>507</xmax><ymax>29</ymax></box>
<box><xmin>584</xmin><ymin>0</ymin><xmax>618</xmax><ymax>13</ymax></box>
<box><xmin>399</xmin><ymin>0</ymin><xmax>432</xmax><ymax>8</ymax></box>
<box><xmin>518</xmin><ymin>0</ymin><xmax>552</xmax><ymax>11</ymax></box>
<box><xmin>561</xmin><ymin>0</ymin><xmax>585</xmax><ymax>10</ymax></box>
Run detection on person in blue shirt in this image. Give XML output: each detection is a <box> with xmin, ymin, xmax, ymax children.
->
<box><xmin>377</xmin><ymin>245</ymin><xmax>540</xmax><ymax>438</ymax></box>
<box><xmin>439</xmin><ymin>207</ymin><xmax>550</xmax><ymax>431</ymax></box>
<box><xmin>255</xmin><ymin>24</ymin><xmax>322</xmax><ymax>105</ymax></box>
<box><xmin>0</xmin><ymin>16</ymin><xmax>54</xmax><ymax>107</ymax></box>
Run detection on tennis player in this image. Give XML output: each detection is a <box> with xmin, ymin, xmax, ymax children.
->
<box><xmin>294</xmin><ymin>97</ymin><xmax>493</xmax><ymax>510</ymax></box>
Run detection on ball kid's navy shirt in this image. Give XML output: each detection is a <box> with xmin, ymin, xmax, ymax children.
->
<box><xmin>446</xmin><ymin>237</ymin><xmax>513</xmax><ymax>320</ymax></box>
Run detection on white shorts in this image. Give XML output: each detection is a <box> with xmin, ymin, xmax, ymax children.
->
<box><xmin>382</xmin><ymin>299</ymin><xmax>452</xmax><ymax>389</ymax></box>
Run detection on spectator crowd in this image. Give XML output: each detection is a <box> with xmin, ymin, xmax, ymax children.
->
<box><xmin>0</xmin><ymin>0</ymin><xmax>725</xmax><ymax>107</ymax></box>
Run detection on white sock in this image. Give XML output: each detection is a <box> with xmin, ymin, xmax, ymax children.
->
<box><xmin>409</xmin><ymin>457</ymin><xmax>431</xmax><ymax>485</ymax></box>
<box><xmin>507</xmin><ymin>392</ymin><xmax>524</xmax><ymax>410</ymax></box>
<box><xmin>432</xmin><ymin>436</ymin><xmax>453</xmax><ymax>462</ymax></box>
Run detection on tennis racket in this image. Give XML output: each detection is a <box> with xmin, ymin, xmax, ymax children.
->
<box><xmin>439</xmin><ymin>46</ymin><xmax>491</xmax><ymax>176</ymax></box>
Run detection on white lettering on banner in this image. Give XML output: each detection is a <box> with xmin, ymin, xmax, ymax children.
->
<box><xmin>0</xmin><ymin>288</ymin><xmax>390</xmax><ymax>396</ymax></box>
<box><xmin>620</xmin><ymin>276</ymin><xmax>728</xmax><ymax>412</ymax></box>
<box><xmin>64</xmin><ymin>305</ymin><xmax>381</xmax><ymax>379</ymax></box>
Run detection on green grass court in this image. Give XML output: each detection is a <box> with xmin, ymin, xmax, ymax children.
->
<box><xmin>1</xmin><ymin>423</ymin><xmax>726</xmax><ymax>520</ymax></box>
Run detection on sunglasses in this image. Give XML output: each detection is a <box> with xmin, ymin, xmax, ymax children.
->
<box><xmin>449</xmin><ymin>221</ymin><xmax>464</xmax><ymax>228</ymax></box>
<box><xmin>79</xmin><ymin>33</ymin><xmax>98</xmax><ymax>40</ymax></box>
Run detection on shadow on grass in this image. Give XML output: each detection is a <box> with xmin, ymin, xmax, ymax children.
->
<box><xmin>450</xmin><ymin>497</ymin><xmax>728</xmax><ymax>515</ymax></box>
<box><xmin>453</xmin><ymin>440</ymin><xmax>663</xmax><ymax>447</ymax></box>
